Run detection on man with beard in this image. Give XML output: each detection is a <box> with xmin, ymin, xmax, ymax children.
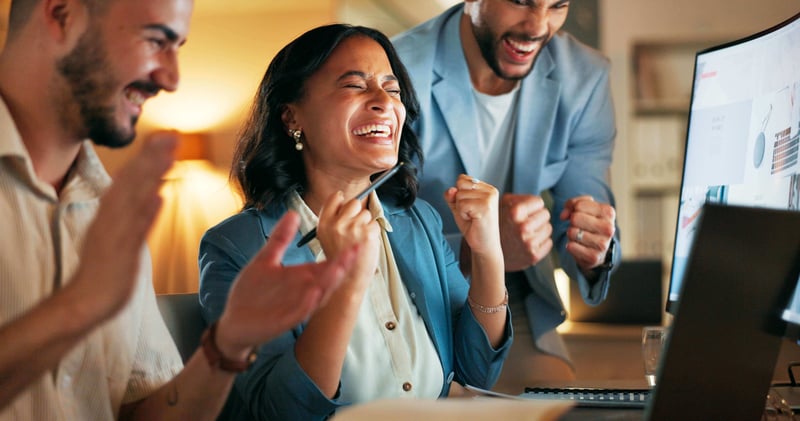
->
<box><xmin>0</xmin><ymin>0</ymin><xmax>354</xmax><ymax>419</ymax></box>
<box><xmin>393</xmin><ymin>0</ymin><xmax>621</xmax><ymax>393</ymax></box>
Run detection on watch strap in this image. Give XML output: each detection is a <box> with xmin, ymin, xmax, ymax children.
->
<box><xmin>597</xmin><ymin>240</ymin><xmax>616</xmax><ymax>271</ymax></box>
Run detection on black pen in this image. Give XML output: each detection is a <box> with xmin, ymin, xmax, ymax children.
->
<box><xmin>296</xmin><ymin>162</ymin><xmax>405</xmax><ymax>248</ymax></box>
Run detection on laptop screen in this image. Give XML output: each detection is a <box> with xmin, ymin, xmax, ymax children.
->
<box><xmin>652</xmin><ymin>204</ymin><xmax>800</xmax><ymax>421</ymax></box>
<box><xmin>667</xmin><ymin>11</ymin><xmax>800</xmax><ymax>315</ymax></box>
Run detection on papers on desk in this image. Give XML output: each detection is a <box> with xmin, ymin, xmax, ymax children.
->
<box><xmin>332</xmin><ymin>395</ymin><xmax>573</xmax><ymax>421</ymax></box>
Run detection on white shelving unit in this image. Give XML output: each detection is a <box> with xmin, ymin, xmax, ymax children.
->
<box><xmin>626</xmin><ymin>41</ymin><xmax>708</xmax><ymax>262</ymax></box>
<box><xmin>601</xmin><ymin>0</ymin><xmax>800</xmax><ymax>269</ymax></box>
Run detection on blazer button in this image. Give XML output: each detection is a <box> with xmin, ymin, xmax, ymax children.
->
<box><xmin>385</xmin><ymin>321</ymin><xmax>396</xmax><ymax>330</ymax></box>
<box><xmin>402</xmin><ymin>382</ymin><xmax>412</xmax><ymax>392</ymax></box>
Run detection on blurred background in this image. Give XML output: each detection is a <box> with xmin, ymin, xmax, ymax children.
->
<box><xmin>0</xmin><ymin>0</ymin><xmax>795</xmax><ymax>303</ymax></box>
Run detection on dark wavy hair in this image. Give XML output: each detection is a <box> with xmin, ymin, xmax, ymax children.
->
<box><xmin>233</xmin><ymin>24</ymin><xmax>422</xmax><ymax>210</ymax></box>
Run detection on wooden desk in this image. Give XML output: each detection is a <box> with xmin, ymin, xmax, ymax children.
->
<box><xmin>559</xmin><ymin>407</ymin><xmax>643</xmax><ymax>420</ymax></box>
<box><xmin>559</xmin><ymin>322</ymin><xmax>648</xmax><ymax>381</ymax></box>
<box><xmin>560</xmin><ymin>322</ymin><xmax>800</xmax><ymax>383</ymax></box>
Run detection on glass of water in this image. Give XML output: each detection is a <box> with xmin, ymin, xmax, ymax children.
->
<box><xmin>642</xmin><ymin>326</ymin><xmax>667</xmax><ymax>387</ymax></box>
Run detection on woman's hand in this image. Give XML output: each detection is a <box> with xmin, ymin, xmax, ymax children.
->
<box><xmin>444</xmin><ymin>174</ymin><xmax>502</xmax><ymax>257</ymax></box>
<box><xmin>446</xmin><ymin>175</ymin><xmax>507</xmax><ymax>345</ymax></box>
<box><xmin>316</xmin><ymin>191</ymin><xmax>381</xmax><ymax>294</ymax></box>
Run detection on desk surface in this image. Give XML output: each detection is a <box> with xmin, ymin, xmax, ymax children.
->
<box><xmin>559</xmin><ymin>322</ymin><xmax>800</xmax><ymax>384</ymax></box>
<box><xmin>558</xmin><ymin>321</ymin><xmax>650</xmax><ymax>339</ymax></box>
<box><xmin>559</xmin><ymin>407</ymin><xmax>643</xmax><ymax>421</ymax></box>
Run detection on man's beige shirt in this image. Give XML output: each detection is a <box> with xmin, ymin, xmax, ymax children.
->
<box><xmin>0</xmin><ymin>99</ymin><xmax>182</xmax><ymax>420</ymax></box>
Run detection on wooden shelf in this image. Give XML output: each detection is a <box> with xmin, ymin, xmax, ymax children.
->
<box><xmin>631</xmin><ymin>40</ymin><xmax>720</xmax><ymax>116</ymax></box>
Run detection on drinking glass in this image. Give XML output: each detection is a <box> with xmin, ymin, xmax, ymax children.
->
<box><xmin>762</xmin><ymin>388</ymin><xmax>794</xmax><ymax>420</ymax></box>
<box><xmin>642</xmin><ymin>326</ymin><xmax>667</xmax><ymax>387</ymax></box>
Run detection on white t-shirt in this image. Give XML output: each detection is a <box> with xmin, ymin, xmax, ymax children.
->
<box><xmin>472</xmin><ymin>83</ymin><xmax>521</xmax><ymax>193</ymax></box>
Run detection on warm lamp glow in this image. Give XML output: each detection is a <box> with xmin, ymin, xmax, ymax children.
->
<box><xmin>139</xmin><ymin>54</ymin><xmax>259</xmax><ymax>132</ymax></box>
<box><xmin>554</xmin><ymin>268</ymin><xmax>571</xmax><ymax>318</ymax></box>
<box><xmin>141</xmin><ymin>81</ymin><xmax>245</xmax><ymax>132</ymax></box>
<box><xmin>147</xmin><ymin>132</ymin><xmax>242</xmax><ymax>294</ymax></box>
<box><xmin>554</xmin><ymin>268</ymin><xmax>573</xmax><ymax>333</ymax></box>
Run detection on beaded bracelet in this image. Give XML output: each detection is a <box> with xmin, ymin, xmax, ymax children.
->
<box><xmin>467</xmin><ymin>289</ymin><xmax>509</xmax><ymax>314</ymax></box>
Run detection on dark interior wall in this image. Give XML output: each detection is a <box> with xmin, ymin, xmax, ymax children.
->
<box><xmin>563</xmin><ymin>0</ymin><xmax>600</xmax><ymax>49</ymax></box>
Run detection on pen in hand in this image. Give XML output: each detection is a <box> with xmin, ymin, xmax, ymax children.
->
<box><xmin>296</xmin><ymin>162</ymin><xmax>405</xmax><ymax>248</ymax></box>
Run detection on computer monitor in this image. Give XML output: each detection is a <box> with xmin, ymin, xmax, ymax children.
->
<box><xmin>667</xmin><ymin>11</ymin><xmax>800</xmax><ymax>321</ymax></box>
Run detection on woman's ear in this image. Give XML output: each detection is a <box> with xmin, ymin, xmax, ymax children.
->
<box><xmin>281</xmin><ymin>105</ymin><xmax>297</xmax><ymax>131</ymax></box>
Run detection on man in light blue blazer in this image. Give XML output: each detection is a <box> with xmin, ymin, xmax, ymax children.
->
<box><xmin>393</xmin><ymin>1</ymin><xmax>621</xmax><ymax>392</ymax></box>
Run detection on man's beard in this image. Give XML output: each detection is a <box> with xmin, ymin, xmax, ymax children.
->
<box><xmin>473</xmin><ymin>25</ymin><xmax>549</xmax><ymax>81</ymax></box>
<box><xmin>56</xmin><ymin>27</ymin><xmax>136</xmax><ymax>149</ymax></box>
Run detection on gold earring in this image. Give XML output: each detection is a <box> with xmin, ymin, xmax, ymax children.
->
<box><xmin>289</xmin><ymin>129</ymin><xmax>303</xmax><ymax>151</ymax></box>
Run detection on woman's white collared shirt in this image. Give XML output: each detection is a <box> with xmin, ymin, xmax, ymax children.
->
<box><xmin>288</xmin><ymin>190</ymin><xmax>444</xmax><ymax>403</ymax></box>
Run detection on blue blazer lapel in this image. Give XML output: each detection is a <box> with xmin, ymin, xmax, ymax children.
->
<box><xmin>431</xmin><ymin>12</ymin><xmax>481</xmax><ymax>177</ymax></box>
<box><xmin>384</xmin><ymin>203</ymin><xmax>450</xmax><ymax>355</ymax></box>
<box><xmin>257</xmin><ymin>203</ymin><xmax>316</xmax><ymax>265</ymax></box>
<box><xmin>512</xmin><ymin>45</ymin><xmax>560</xmax><ymax>195</ymax></box>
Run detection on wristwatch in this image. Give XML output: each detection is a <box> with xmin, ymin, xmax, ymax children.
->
<box><xmin>595</xmin><ymin>240</ymin><xmax>616</xmax><ymax>272</ymax></box>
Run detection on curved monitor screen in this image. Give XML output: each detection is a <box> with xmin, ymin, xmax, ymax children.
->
<box><xmin>668</xmin><ymin>11</ymin><xmax>800</xmax><ymax>323</ymax></box>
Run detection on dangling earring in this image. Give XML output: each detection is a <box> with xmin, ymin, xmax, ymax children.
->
<box><xmin>289</xmin><ymin>129</ymin><xmax>303</xmax><ymax>151</ymax></box>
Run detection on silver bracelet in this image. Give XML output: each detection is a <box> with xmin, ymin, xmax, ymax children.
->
<box><xmin>467</xmin><ymin>289</ymin><xmax>509</xmax><ymax>314</ymax></box>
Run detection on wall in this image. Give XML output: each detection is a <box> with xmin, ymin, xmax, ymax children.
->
<box><xmin>338</xmin><ymin>0</ymin><xmax>449</xmax><ymax>37</ymax></box>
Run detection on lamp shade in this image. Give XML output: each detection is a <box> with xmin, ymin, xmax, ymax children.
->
<box><xmin>174</xmin><ymin>132</ymin><xmax>210</xmax><ymax>161</ymax></box>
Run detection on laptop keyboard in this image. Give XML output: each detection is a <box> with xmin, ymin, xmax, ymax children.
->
<box><xmin>522</xmin><ymin>387</ymin><xmax>651</xmax><ymax>408</ymax></box>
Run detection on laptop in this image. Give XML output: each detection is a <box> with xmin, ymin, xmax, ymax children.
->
<box><xmin>521</xmin><ymin>204</ymin><xmax>800</xmax><ymax>420</ymax></box>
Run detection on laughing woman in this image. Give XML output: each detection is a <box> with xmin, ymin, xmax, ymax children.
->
<box><xmin>198</xmin><ymin>24</ymin><xmax>511</xmax><ymax>420</ymax></box>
